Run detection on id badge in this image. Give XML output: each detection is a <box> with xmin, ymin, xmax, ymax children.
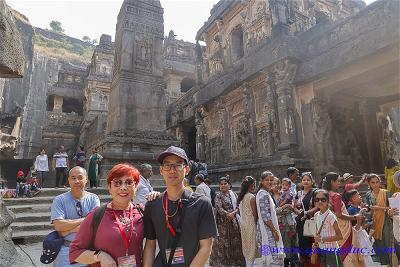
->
<box><xmin>117</xmin><ymin>255</ymin><xmax>136</xmax><ymax>267</ymax></box>
<box><xmin>166</xmin><ymin>247</ymin><xmax>185</xmax><ymax>265</ymax></box>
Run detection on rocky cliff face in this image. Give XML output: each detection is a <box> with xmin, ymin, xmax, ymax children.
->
<box><xmin>0</xmin><ymin>9</ymin><xmax>89</xmax><ymax>159</ymax></box>
<box><xmin>0</xmin><ymin>1</ymin><xmax>23</xmax><ymax>266</ymax></box>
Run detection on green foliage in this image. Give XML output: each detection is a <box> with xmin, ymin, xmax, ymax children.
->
<box><xmin>49</xmin><ymin>20</ymin><xmax>64</xmax><ymax>33</ymax></box>
<box><xmin>34</xmin><ymin>33</ymin><xmax>93</xmax><ymax>62</ymax></box>
<box><xmin>82</xmin><ymin>36</ymin><xmax>91</xmax><ymax>42</ymax></box>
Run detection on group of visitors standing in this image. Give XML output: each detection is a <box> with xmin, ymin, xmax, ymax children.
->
<box><xmin>31</xmin><ymin>145</ymin><xmax>103</xmax><ymax>188</ymax></box>
<box><xmin>41</xmin><ymin>148</ymin><xmax>400</xmax><ymax>267</ymax></box>
<box><xmin>44</xmin><ymin>146</ymin><xmax>217</xmax><ymax>267</ymax></box>
<box><xmin>203</xmin><ymin>162</ymin><xmax>400</xmax><ymax>267</ymax></box>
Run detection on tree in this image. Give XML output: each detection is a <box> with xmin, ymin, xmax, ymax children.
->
<box><xmin>91</xmin><ymin>38</ymin><xmax>98</xmax><ymax>45</ymax></box>
<box><xmin>49</xmin><ymin>21</ymin><xmax>64</xmax><ymax>33</ymax></box>
<box><xmin>82</xmin><ymin>36</ymin><xmax>91</xmax><ymax>42</ymax></box>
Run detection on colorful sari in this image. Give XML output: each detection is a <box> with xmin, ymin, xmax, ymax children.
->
<box><xmin>385</xmin><ymin>166</ymin><xmax>400</xmax><ymax>194</ymax></box>
<box><xmin>364</xmin><ymin>189</ymin><xmax>393</xmax><ymax>265</ymax></box>
<box><xmin>329</xmin><ymin>191</ymin><xmax>365</xmax><ymax>266</ymax></box>
<box><xmin>88</xmin><ymin>153</ymin><xmax>103</xmax><ymax>187</ymax></box>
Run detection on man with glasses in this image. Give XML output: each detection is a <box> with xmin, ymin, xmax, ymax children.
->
<box><xmin>50</xmin><ymin>166</ymin><xmax>100</xmax><ymax>266</ymax></box>
<box><xmin>143</xmin><ymin>146</ymin><xmax>217</xmax><ymax>267</ymax></box>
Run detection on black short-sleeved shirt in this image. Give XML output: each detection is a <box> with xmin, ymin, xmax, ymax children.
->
<box><xmin>144</xmin><ymin>188</ymin><xmax>217</xmax><ymax>267</ymax></box>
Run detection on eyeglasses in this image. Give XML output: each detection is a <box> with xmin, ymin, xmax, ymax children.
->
<box><xmin>315</xmin><ymin>198</ymin><xmax>327</xmax><ymax>203</ymax></box>
<box><xmin>76</xmin><ymin>201</ymin><xmax>83</xmax><ymax>217</ymax></box>
<box><xmin>112</xmin><ymin>179</ymin><xmax>135</xmax><ymax>187</ymax></box>
<box><xmin>161</xmin><ymin>163</ymin><xmax>185</xmax><ymax>171</ymax></box>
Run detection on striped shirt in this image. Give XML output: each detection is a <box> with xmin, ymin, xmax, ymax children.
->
<box><xmin>315</xmin><ymin>210</ymin><xmax>340</xmax><ymax>250</ymax></box>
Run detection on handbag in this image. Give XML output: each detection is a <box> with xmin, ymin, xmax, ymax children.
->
<box><xmin>310</xmin><ymin>213</ymin><xmax>329</xmax><ymax>265</ymax></box>
<box><xmin>310</xmin><ymin>243</ymin><xmax>321</xmax><ymax>265</ymax></box>
<box><xmin>303</xmin><ymin>218</ymin><xmax>317</xmax><ymax>237</ymax></box>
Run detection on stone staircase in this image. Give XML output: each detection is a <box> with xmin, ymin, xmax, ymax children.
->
<box><xmin>4</xmin><ymin>183</ymin><xmax>240</xmax><ymax>244</ymax></box>
<box><xmin>3</xmin><ymin>188</ymin><xmax>113</xmax><ymax>244</ymax></box>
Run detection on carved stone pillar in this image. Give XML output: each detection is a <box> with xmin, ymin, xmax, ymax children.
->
<box><xmin>216</xmin><ymin>100</ymin><xmax>228</xmax><ymax>163</ymax></box>
<box><xmin>195</xmin><ymin>105</ymin><xmax>207</xmax><ymax>161</ymax></box>
<box><xmin>242</xmin><ymin>82</ymin><xmax>257</xmax><ymax>156</ymax></box>
<box><xmin>268</xmin><ymin>0</ymin><xmax>290</xmax><ymax>35</ymax></box>
<box><xmin>265</xmin><ymin>74</ymin><xmax>279</xmax><ymax>156</ymax></box>
<box><xmin>360</xmin><ymin>100</ymin><xmax>383</xmax><ymax>172</ymax></box>
<box><xmin>311</xmin><ymin>96</ymin><xmax>334</xmax><ymax>174</ymax></box>
<box><xmin>176</xmin><ymin>126</ymin><xmax>191</xmax><ymax>154</ymax></box>
<box><xmin>272</xmin><ymin>60</ymin><xmax>298</xmax><ymax>151</ymax></box>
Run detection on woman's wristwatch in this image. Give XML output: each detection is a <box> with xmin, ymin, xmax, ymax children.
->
<box><xmin>94</xmin><ymin>250</ymin><xmax>102</xmax><ymax>262</ymax></box>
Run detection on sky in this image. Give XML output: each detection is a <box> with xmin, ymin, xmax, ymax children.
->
<box><xmin>8</xmin><ymin>0</ymin><xmax>377</xmax><ymax>43</ymax></box>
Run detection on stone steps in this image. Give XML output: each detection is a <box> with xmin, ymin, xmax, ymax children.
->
<box><xmin>4</xmin><ymin>194</ymin><xmax>112</xmax><ymax>206</ymax></box>
<box><xmin>15</xmin><ymin>212</ymin><xmax>50</xmax><ymax>223</ymax></box>
<box><xmin>12</xmin><ymin>222</ymin><xmax>53</xmax><ymax>232</ymax></box>
<box><xmin>5</xmin><ymin>185</ymin><xmax>238</xmax><ymax>244</ymax></box>
<box><xmin>12</xmin><ymin>229</ymin><xmax>52</xmax><ymax>244</ymax></box>
<box><xmin>4</xmin><ymin>188</ymin><xmax>113</xmax><ymax>244</ymax></box>
<box><xmin>8</xmin><ymin>203</ymin><xmax>51</xmax><ymax>213</ymax></box>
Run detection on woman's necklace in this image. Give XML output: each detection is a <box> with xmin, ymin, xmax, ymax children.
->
<box><xmin>118</xmin><ymin>212</ymin><xmax>131</xmax><ymax>225</ymax></box>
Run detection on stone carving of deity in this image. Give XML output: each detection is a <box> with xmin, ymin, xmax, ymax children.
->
<box><xmin>140</xmin><ymin>46</ymin><xmax>147</xmax><ymax>60</ymax></box>
<box><xmin>312</xmin><ymin>98</ymin><xmax>333</xmax><ymax>166</ymax></box>
<box><xmin>236</xmin><ymin>118</ymin><xmax>250</xmax><ymax>150</ymax></box>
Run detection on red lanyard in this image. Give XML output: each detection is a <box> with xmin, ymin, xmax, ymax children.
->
<box><xmin>164</xmin><ymin>192</ymin><xmax>182</xmax><ymax>237</ymax></box>
<box><xmin>112</xmin><ymin>203</ymin><xmax>135</xmax><ymax>256</ymax></box>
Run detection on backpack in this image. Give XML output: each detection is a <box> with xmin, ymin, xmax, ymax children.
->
<box><xmin>90</xmin><ymin>204</ymin><xmax>144</xmax><ymax>248</ymax></box>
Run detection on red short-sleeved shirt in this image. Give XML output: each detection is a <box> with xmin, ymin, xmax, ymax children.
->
<box><xmin>69</xmin><ymin>206</ymin><xmax>144</xmax><ymax>267</ymax></box>
<box><xmin>329</xmin><ymin>191</ymin><xmax>343</xmax><ymax>213</ymax></box>
<box><xmin>344</xmin><ymin>182</ymin><xmax>358</xmax><ymax>192</ymax></box>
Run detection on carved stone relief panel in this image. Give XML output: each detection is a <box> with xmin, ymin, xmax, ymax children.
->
<box><xmin>230</xmin><ymin>115</ymin><xmax>251</xmax><ymax>159</ymax></box>
<box><xmin>134</xmin><ymin>37</ymin><xmax>153</xmax><ymax>72</ymax></box>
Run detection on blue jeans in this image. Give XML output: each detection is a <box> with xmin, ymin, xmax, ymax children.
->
<box><xmin>16</xmin><ymin>183</ymin><xmax>28</xmax><ymax>196</ymax></box>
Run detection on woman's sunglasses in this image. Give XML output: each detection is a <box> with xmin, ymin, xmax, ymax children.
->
<box><xmin>112</xmin><ymin>179</ymin><xmax>135</xmax><ymax>187</ymax></box>
<box><xmin>315</xmin><ymin>197</ymin><xmax>328</xmax><ymax>203</ymax></box>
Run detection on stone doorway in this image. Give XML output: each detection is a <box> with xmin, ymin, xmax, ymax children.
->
<box><xmin>176</xmin><ymin>121</ymin><xmax>197</xmax><ymax>160</ymax></box>
<box><xmin>187</xmin><ymin>126</ymin><xmax>196</xmax><ymax>160</ymax></box>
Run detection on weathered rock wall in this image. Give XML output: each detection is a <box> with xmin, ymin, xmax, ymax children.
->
<box><xmin>0</xmin><ymin>0</ymin><xmax>24</xmax><ymax>78</ymax></box>
<box><xmin>17</xmin><ymin>53</ymin><xmax>59</xmax><ymax>159</ymax></box>
<box><xmin>0</xmin><ymin>12</ymin><xmax>34</xmax><ymax>114</ymax></box>
<box><xmin>0</xmin><ymin>12</ymin><xmax>88</xmax><ymax>160</ymax></box>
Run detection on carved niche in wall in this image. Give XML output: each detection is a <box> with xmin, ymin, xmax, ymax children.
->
<box><xmin>231</xmin><ymin>116</ymin><xmax>251</xmax><ymax>159</ymax></box>
<box><xmin>135</xmin><ymin>37</ymin><xmax>152</xmax><ymax>72</ymax></box>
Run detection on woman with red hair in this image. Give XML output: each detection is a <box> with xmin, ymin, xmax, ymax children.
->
<box><xmin>69</xmin><ymin>163</ymin><xmax>144</xmax><ymax>267</ymax></box>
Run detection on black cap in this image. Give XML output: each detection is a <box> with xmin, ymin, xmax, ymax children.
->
<box><xmin>157</xmin><ymin>146</ymin><xmax>189</xmax><ymax>165</ymax></box>
<box><xmin>40</xmin><ymin>231</ymin><xmax>64</xmax><ymax>264</ymax></box>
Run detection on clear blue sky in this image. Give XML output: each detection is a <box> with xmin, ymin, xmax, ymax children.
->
<box><xmin>8</xmin><ymin>0</ymin><xmax>376</xmax><ymax>43</ymax></box>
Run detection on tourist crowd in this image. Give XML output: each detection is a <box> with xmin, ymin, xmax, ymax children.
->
<box><xmin>38</xmin><ymin>145</ymin><xmax>399</xmax><ymax>267</ymax></box>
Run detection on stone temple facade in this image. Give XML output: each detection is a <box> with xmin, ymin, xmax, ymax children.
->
<box><xmin>167</xmin><ymin>0</ymin><xmax>400</xmax><ymax>179</ymax></box>
<box><xmin>0</xmin><ymin>0</ymin><xmax>399</xmax><ymax>184</ymax></box>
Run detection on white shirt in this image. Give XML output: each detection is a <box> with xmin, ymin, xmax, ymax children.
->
<box><xmin>53</xmin><ymin>152</ymin><xmax>68</xmax><ymax>168</ymax></box>
<box><xmin>133</xmin><ymin>175</ymin><xmax>153</xmax><ymax>206</ymax></box>
<box><xmin>195</xmin><ymin>182</ymin><xmax>211</xmax><ymax>201</ymax></box>
<box><xmin>35</xmin><ymin>154</ymin><xmax>49</xmax><ymax>171</ymax></box>
<box><xmin>290</xmin><ymin>182</ymin><xmax>297</xmax><ymax>197</ymax></box>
